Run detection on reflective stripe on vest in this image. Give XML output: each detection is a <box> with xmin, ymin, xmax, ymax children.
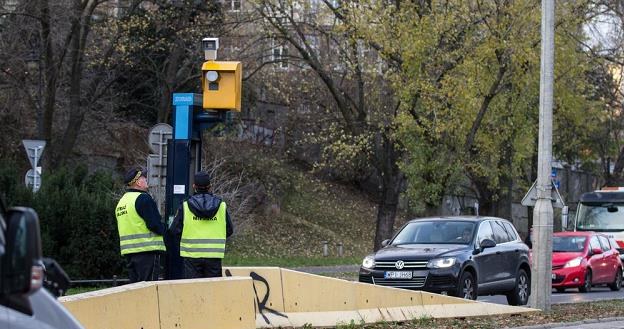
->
<box><xmin>180</xmin><ymin>201</ymin><xmax>227</xmax><ymax>258</ymax></box>
<box><xmin>115</xmin><ymin>192</ymin><xmax>165</xmax><ymax>255</ymax></box>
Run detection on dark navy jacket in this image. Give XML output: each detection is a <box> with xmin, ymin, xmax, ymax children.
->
<box><xmin>127</xmin><ymin>188</ymin><xmax>165</xmax><ymax>236</ymax></box>
<box><xmin>169</xmin><ymin>192</ymin><xmax>234</xmax><ymax>246</ymax></box>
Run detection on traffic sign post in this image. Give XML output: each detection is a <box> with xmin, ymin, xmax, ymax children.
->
<box><xmin>146</xmin><ymin>123</ymin><xmax>173</xmax><ymax>221</ymax></box>
<box><xmin>22</xmin><ymin>140</ymin><xmax>46</xmax><ymax>192</ymax></box>
<box><xmin>24</xmin><ymin>168</ymin><xmax>42</xmax><ymax>192</ymax></box>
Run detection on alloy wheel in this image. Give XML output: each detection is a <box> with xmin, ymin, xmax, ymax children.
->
<box><xmin>579</xmin><ymin>271</ymin><xmax>592</xmax><ymax>293</ymax></box>
<box><xmin>463</xmin><ymin>277</ymin><xmax>474</xmax><ymax>299</ymax></box>
<box><xmin>517</xmin><ymin>272</ymin><xmax>529</xmax><ymax>303</ymax></box>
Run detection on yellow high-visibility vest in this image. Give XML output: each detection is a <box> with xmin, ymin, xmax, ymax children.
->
<box><xmin>115</xmin><ymin>192</ymin><xmax>165</xmax><ymax>255</ymax></box>
<box><xmin>180</xmin><ymin>201</ymin><xmax>227</xmax><ymax>258</ymax></box>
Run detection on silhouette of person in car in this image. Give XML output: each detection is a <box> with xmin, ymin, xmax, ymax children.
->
<box><xmin>456</xmin><ymin>228</ymin><xmax>473</xmax><ymax>243</ymax></box>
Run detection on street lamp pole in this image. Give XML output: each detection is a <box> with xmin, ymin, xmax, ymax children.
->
<box><xmin>529</xmin><ymin>0</ymin><xmax>555</xmax><ymax>311</ymax></box>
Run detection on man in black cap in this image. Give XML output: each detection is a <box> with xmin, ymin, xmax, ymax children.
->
<box><xmin>114</xmin><ymin>166</ymin><xmax>166</xmax><ymax>282</ymax></box>
<box><xmin>169</xmin><ymin>171</ymin><xmax>233</xmax><ymax>278</ymax></box>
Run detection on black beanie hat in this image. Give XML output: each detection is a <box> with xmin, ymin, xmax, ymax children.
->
<box><xmin>194</xmin><ymin>171</ymin><xmax>211</xmax><ymax>187</ymax></box>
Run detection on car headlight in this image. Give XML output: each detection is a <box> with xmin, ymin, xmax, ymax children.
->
<box><xmin>564</xmin><ymin>257</ymin><xmax>582</xmax><ymax>268</ymax></box>
<box><xmin>362</xmin><ymin>255</ymin><xmax>375</xmax><ymax>269</ymax></box>
<box><xmin>427</xmin><ymin>257</ymin><xmax>456</xmax><ymax>268</ymax></box>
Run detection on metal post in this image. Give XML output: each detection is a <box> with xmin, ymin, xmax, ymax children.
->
<box><xmin>529</xmin><ymin>0</ymin><xmax>555</xmax><ymax>311</ymax></box>
<box><xmin>322</xmin><ymin>241</ymin><xmax>329</xmax><ymax>257</ymax></box>
<box><xmin>33</xmin><ymin>147</ymin><xmax>39</xmax><ymax>192</ymax></box>
<box><xmin>337</xmin><ymin>242</ymin><xmax>343</xmax><ymax>257</ymax></box>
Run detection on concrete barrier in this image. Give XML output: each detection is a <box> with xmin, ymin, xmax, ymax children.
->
<box><xmin>60</xmin><ymin>277</ymin><xmax>255</xmax><ymax>329</ymax></box>
<box><xmin>61</xmin><ymin>267</ymin><xmax>537</xmax><ymax>329</ymax></box>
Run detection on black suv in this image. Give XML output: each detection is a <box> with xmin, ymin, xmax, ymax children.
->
<box><xmin>358</xmin><ymin>216</ymin><xmax>531</xmax><ymax>305</ymax></box>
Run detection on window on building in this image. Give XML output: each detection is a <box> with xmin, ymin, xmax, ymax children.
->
<box><xmin>227</xmin><ymin>0</ymin><xmax>241</xmax><ymax>12</ymax></box>
<box><xmin>272</xmin><ymin>44</ymin><xmax>289</xmax><ymax>69</ymax></box>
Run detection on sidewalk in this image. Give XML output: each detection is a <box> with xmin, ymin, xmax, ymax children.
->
<box><xmin>509</xmin><ymin>317</ymin><xmax>624</xmax><ymax>329</ymax></box>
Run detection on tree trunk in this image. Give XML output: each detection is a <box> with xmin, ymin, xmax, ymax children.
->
<box><xmin>372</xmin><ymin>132</ymin><xmax>404</xmax><ymax>251</ymax></box>
<box><xmin>472</xmin><ymin>177</ymin><xmax>494</xmax><ymax>216</ymax></box>
<box><xmin>158</xmin><ymin>39</ymin><xmax>185</xmax><ymax>123</ymax></box>
<box><xmin>39</xmin><ymin>0</ymin><xmax>59</xmax><ymax>167</ymax></box>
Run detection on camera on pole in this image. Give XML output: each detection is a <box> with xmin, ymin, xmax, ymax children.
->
<box><xmin>200</xmin><ymin>37</ymin><xmax>242</xmax><ymax>112</ymax></box>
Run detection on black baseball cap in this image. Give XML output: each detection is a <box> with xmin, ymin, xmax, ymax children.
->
<box><xmin>124</xmin><ymin>166</ymin><xmax>147</xmax><ymax>185</ymax></box>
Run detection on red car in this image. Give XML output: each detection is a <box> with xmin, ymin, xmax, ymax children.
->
<box><xmin>552</xmin><ymin>231</ymin><xmax>623</xmax><ymax>293</ymax></box>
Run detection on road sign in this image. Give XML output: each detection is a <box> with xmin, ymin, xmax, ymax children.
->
<box><xmin>521</xmin><ymin>179</ymin><xmax>565</xmax><ymax>208</ymax></box>
<box><xmin>147</xmin><ymin>154</ymin><xmax>167</xmax><ymax>187</ymax></box>
<box><xmin>148</xmin><ymin>123</ymin><xmax>172</xmax><ymax>154</ymax></box>
<box><xmin>25</xmin><ymin>167</ymin><xmax>42</xmax><ymax>192</ymax></box>
<box><xmin>22</xmin><ymin>139</ymin><xmax>46</xmax><ymax>168</ymax></box>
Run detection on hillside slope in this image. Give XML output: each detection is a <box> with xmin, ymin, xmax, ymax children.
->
<box><xmin>205</xmin><ymin>140</ymin><xmax>387</xmax><ymax>265</ymax></box>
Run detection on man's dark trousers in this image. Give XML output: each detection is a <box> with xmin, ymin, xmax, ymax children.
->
<box><xmin>126</xmin><ymin>251</ymin><xmax>162</xmax><ymax>282</ymax></box>
<box><xmin>183</xmin><ymin>258</ymin><xmax>222</xmax><ymax>278</ymax></box>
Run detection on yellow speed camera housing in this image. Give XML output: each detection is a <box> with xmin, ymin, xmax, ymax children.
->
<box><xmin>201</xmin><ymin>61</ymin><xmax>242</xmax><ymax>112</ymax></box>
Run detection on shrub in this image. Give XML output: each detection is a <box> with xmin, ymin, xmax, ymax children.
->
<box><xmin>0</xmin><ymin>162</ymin><xmax>125</xmax><ymax>279</ymax></box>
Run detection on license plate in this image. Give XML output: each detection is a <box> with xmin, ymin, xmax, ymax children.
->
<box><xmin>384</xmin><ymin>271</ymin><xmax>413</xmax><ymax>279</ymax></box>
<box><xmin>552</xmin><ymin>273</ymin><xmax>556</xmax><ymax>280</ymax></box>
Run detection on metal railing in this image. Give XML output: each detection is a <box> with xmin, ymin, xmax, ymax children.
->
<box><xmin>70</xmin><ymin>275</ymin><xmax>129</xmax><ymax>287</ymax></box>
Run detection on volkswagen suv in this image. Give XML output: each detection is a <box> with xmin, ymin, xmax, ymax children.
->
<box><xmin>358</xmin><ymin>216</ymin><xmax>531</xmax><ymax>305</ymax></box>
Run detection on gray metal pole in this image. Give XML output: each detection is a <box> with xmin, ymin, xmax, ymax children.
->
<box><xmin>33</xmin><ymin>147</ymin><xmax>39</xmax><ymax>193</ymax></box>
<box><xmin>529</xmin><ymin>0</ymin><xmax>555</xmax><ymax>311</ymax></box>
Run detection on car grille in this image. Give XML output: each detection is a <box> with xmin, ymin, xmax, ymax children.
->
<box><xmin>374</xmin><ymin>260</ymin><xmax>428</xmax><ymax>270</ymax></box>
<box><xmin>552</xmin><ymin>265</ymin><xmax>564</xmax><ymax>270</ymax></box>
<box><xmin>372</xmin><ymin>276</ymin><xmax>427</xmax><ymax>288</ymax></box>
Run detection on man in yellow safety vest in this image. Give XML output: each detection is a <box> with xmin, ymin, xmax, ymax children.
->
<box><xmin>169</xmin><ymin>171</ymin><xmax>233</xmax><ymax>278</ymax></box>
<box><xmin>115</xmin><ymin>166</ymin><xmax>166</xmax><ymax>282</ymax></box>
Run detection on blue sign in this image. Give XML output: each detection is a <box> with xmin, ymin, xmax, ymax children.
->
<box><xmin>172</xmin><ymin>93</ymin><xmax>202</xmax><ymax>106</ymax></box>
<box><xmin>554</xmin><ymin>180</ymin><xmax>560</xmax><ymax>190</ymax></box>
<box><xmin>551</xmin><ymin>168</ymin><xmax>557</xmax><ymax>178</ymax></box>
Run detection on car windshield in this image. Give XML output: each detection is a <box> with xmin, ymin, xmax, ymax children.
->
<box><xmin>392</xmin><ymin>220</ymin><xmax>476</xmax><ymax>245</ymax></box>
<box><xmin>576</xmin><ymin>202</ymin><xmax>624</xmax><ymax>231</ymax></box>
<box><xmin>552</xmin><ymin>236</ymin><xmax>586</xmax><ymax>252</ymax></box>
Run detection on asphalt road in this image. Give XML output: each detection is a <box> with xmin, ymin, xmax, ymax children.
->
<box><xmin>479</xmin><ymin>285</ymin><xmax>624</xmax><ymax>305</ymax></box>
<box><xmin>292</xmin><ymin>265</ymin><xmax>624</xmax><ymax>306</ymax></box>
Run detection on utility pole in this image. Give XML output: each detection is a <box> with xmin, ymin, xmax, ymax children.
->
<box><xmin>529</xmin><ymin>0</ymin><xmax>554</xmax><ymax>311</ymax></box>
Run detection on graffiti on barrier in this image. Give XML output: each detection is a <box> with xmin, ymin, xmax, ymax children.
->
<box><xmin>224</xmin><ymin>269</ymin><xmax>288</xmax><ymax>324</ymax></box>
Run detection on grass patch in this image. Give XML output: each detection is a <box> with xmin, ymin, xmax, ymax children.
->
<box><xmin>227</xmin><ymin>166</ymin><xmax>378</xmax><ymax>263</ymax></box>
<box><xmin>65</xmin><ymin>286</ymin><xmax>104</xmax><ymax>295</ymax></box>
<box><xmin>224</xmin><ymin>256</ymin><xmax>361</xmax><ymax>267</ymax></box>
<box><xmin>339</xmin><ymin>299</ymin><xmax>624</xmax><ymax>328</ymax></box>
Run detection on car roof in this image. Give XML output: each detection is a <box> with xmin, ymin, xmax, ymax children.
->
<box><xmin>580</xmin><ymin>191</ymin><xmax>624</xmax><ymax>203</ymax></box>
<box><xmin>554</xmin><ymin>231</ymin><xmax>594</xmax><ymax>237</ymax></box>
<box><xmin>406</xmin><ymin>216</ymin><xmax>510</xmax><ymax>224</ymax></box>
<box><xmin>553</xmin><ymin>231</ymin><xmax>610</xmax><ymax>239</ymax></box>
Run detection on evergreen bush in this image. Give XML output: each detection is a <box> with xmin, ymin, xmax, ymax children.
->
<box><xmin>0</xmin><ymin>162</ymin><xmax>125</xmax><ymax>279</ymax></box>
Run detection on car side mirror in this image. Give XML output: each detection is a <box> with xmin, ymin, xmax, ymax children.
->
<box><xmin>591</xmin><ymin>247</ymin><xmax>603</xmax><ymax>255</ymax></box>
<box><xmin>480</xmin><ymin>238</ymin><xmax>497</xmax><ymax>249</ymax></box>
<box><xmin>2</xmin><ymin>207</ymin><xmax>44</xmax><ymax>296</ymax></box>
<box><xmin>381</xmin><ymin>239</ymin><xmax>390</xmax><ymax>247</ymax></box>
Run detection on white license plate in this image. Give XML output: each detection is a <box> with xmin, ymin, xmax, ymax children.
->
<box><xmin>384</xmin><ymin>271</ymin><xmax>413</xmax><ymax>279</ymax></box>
<box><xmin>552</xmin><ymin>273</ymin><xmax>556</xmax><ymax>280</ymax></box>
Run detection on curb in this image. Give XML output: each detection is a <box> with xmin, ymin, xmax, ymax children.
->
<box><xmin>507</xmin><ymin>317</ymin><xmax>624</xmax><ymax>329</ymax></box>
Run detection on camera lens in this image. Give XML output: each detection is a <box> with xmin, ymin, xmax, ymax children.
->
<box><xmin>203</xmin><ymin>40</ymin><xmax>216</xmax><ymax>50</ymax></box>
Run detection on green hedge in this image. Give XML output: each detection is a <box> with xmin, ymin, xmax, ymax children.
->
<box><xmin>0</xmin><ymin>161</ymin><xmax>125</xmax><ymax>279</ymax></box>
